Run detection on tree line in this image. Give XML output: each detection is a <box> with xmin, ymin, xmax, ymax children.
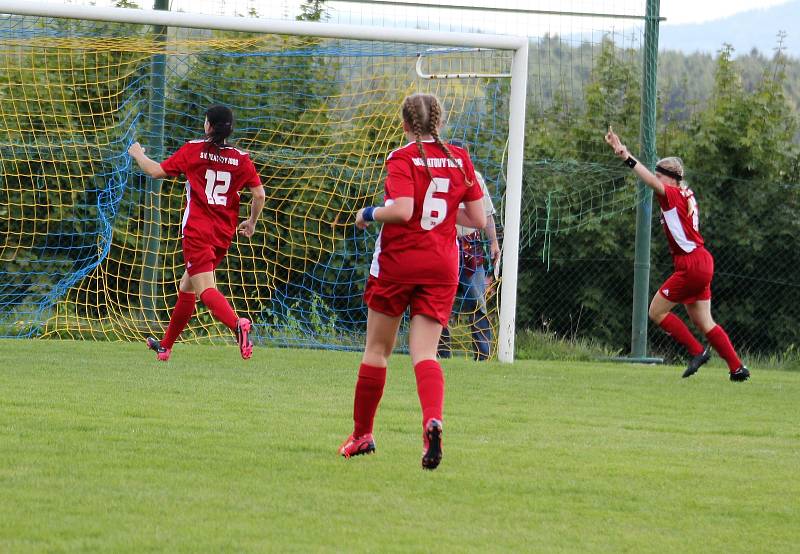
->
<box><xmin>516</xmin><ymin>37</ymin><xmax>799</xmax><ymax>358</ymax></box>
<box><xmin>0</xmin><ymin>10</ymin><xmax>797</xmax><ymax>357</ymax></box>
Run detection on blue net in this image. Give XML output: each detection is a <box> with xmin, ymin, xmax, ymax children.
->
<box><xmin>0</xmin><ymin>15</ymin><xmax>512</xmax><ymax>358</ymax></box>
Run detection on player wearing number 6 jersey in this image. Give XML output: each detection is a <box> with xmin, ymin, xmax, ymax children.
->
<box><xmin>338</xmin><ymin>93</ymin><xmax>486</xmax><ymax>469</ymax></box>
<box><xmin>128</xmin><ymin>105</ymin><xmax>266</xmax><ymax>362</ymax></box>
<box><xmin>605</xmin><ymin>127</ymin><xmax>749</xmax><ymax>382</ymax></box>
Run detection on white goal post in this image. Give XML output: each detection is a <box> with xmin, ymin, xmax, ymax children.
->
<box><xmin>0</xmin><ymin>0</ymin><xmax>528</xmax><ymax>362</ymax></box>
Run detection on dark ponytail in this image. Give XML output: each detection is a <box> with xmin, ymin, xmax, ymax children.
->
<box><xmin>204</xmin><ymin>104</ymin><xmax>234</xmax><ymax>153</ymax></box>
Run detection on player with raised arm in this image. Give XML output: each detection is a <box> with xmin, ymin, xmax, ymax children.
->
<box><xmin>128</xmin><ymin>105</ymin><xmax>266</xmax><ymax>361</ymax></box>
<box><xmin>338</xmin><ymin>93</ymin><xmax>487</xmax><ymax>469</ymax></box>
<box><xmin>605</xmin><ymin>127</ymin><xmax>749</xmax><ymax>382</ymax></box>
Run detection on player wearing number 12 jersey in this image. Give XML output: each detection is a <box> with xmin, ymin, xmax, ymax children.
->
<box><xmin>338</xmin><ymin>93</ymin><xmax>486</xmax><ymax>469</ymax></box>
<box><xmin>128</xmin><ymin>105</ymin><xmax>266</xmax><ymax>362</ymax></box>
<box><xmin>605</xmin><ymin>127</ymin><xmax>749</xmax><ymax>382</ymax></box>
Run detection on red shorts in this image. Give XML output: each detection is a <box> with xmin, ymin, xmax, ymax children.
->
<box><xmin>363</xmin><ymin>277</ymin><xmax>458</xmax><ymax>327</ymax></box>
<box><xmin>658</xmin><ymin>247</ymin><xmax>714</xmax><ymax>304</ymax></box>
<box><xmin>182</xmin><ymin>237</ymin><xmax>229</xmax><ymax>276</ymax></box>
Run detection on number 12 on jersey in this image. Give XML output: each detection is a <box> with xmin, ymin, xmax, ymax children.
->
<box><xmin>421</xmin><ymin>178</ymin><xmax>450</xmax><ymax>230</ymax></box>
<box><xmin>204</xmin><ymin>169</ymin><xmax>231</xmax><ymax>206</ymax></box>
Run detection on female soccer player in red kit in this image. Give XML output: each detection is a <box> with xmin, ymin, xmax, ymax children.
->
<box><xmin>338</xmin><ymin>93</ymin><xmax>487</xmax><ymax>469</ymax></box>
<box><xmin>128</xmin><ymin>105</ymin><xmax>266</xmax><ymax>361</ymax></box>
<box><xmin>605</xmin><ymin>127</ymin><xmax>749</xmax><ymax>382</ymax></box>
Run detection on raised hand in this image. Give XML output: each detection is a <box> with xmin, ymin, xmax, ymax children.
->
<box><xmin>604</xmin><ymin>126</ymin><xmax>629</xmax><ymax>159</ymax></box>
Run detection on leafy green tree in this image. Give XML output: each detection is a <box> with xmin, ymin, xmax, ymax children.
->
<box><xmin>297</xmin><ymin>0</ymin><xmax>328</xmax><ymax>22</ymax></box>
<box><xmin>678</xmin><ymin>44</ymin><xmax>800</xmax><ymax>353</ymax></box>
<box><xmin>0</xmin><ymin>15</ymin><xmax>147</xmax><ymax>331</ymax></box>
<box><xmin>516</xmin><ymin>38</ymin><xmax>642</xmax><ymax>345</ymax></box>
<box><xmin>515</xmin><ymin>35</ymin><xmax>799</xmax><ymax>358</ymax></box>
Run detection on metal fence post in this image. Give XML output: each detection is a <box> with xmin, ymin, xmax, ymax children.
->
<box><xmin>629</xmin><ymin>0</ymin><xmax>660</xmax><ymax>361</ymax></box>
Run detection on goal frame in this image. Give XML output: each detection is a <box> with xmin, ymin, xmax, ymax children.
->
<box><xmin>0</xmin><ymin>0</ymin><xmax>528</xmax><ymax>362</ymax></box>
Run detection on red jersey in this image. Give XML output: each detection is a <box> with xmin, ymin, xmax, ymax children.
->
<box><xmin>656</xmin><ymin>184</ymin><xmax>705</xmax><ymax>257</ymax></box>
<box><xmin>370</xmin><ymin>141</ymin><xmax>483</xmax><ymax>285</ymax></box>
<box><xmin>161</xmin><ymin>139</ymin><xmax>261</xmax><ymax>247</ymax></box>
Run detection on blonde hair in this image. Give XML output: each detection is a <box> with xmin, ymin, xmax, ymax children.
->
<box><xmin>401</xmin><ymin>93</ymin><xmax>473</xmax><ymax>186</ymax></box>
<box><xmin>655</xmin><ymin>156</ymin><xmax>686</xmax><ymax>183</ymax></box>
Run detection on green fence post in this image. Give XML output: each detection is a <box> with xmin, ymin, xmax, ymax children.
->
<box><xmin>629</xmin><ymin>0</ymin><xmax>661</xmax><ymax>361</ymax></box>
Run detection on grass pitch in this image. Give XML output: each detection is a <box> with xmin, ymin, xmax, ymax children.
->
<box><xmin>1</xmin><ymin>339</ymin><xmax>798</xmax><ymax>553</ymax></box>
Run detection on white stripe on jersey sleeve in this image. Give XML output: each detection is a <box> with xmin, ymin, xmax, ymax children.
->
<box><xmin>368</xmin><ymin>199</ymin><xmax>395</xmax><ymax>277</ymax></box>
<box><xmin>386</xmin><ymin>140</ymin><xmax>436</xmax><ymax>161</ymax></box>
<box><xmin>220</xmin><ymin>145</ymin><xmax>249</xmax><ymax>156</ymax></box>
<box><xmin>181</xmin><ymin>181</ymin><xmax>191</xmax><ymax>235</ymax></box>
<box><xmin>370</xmin><ymin>229</ymin><xmax>382</xmax><ymax>278</ymax></box>
<box><xmin>662</xmin><ymin>207</ymin><xmax>697</xmax><ymax>253</ymax></box>
<box><xmin>386</xmin><ymin>146</ymin><xmax>403</xmax><ymax>161</ymax></box>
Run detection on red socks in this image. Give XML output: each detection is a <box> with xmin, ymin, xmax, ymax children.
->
<box><xmin>350</xmin><ymin>360</ymin><xmax>444</xmax><ymax>438</ymax></box>
<box><xmin>659</xmin><ymin>314</ymin><xmax>742</xmax><ymax>371</ymax></box>
<box><xmin>414</xmin><ymin>359</ymin><xmax>444</xmax><ymax>427</ymax></box>
<box><xmin>161</xmin><ymin>291</ymin><xmax>196</xmax><ymax>349</ymax></box>
<box><xmin>659</xmin><ymin>313</ymin><xmax>704</xmax><ymax>356</ymax></box>
<box><xmin>199</xmin><ymin>288</ymin><xmax>239</xmax><ymax>331</ymax></box>
<box><xmin>352</xmin><ymin>363</ymin><xmax>387</xmax><ymax>438</ymax></box>
<box><xmin>705</xmin><ymin>325</ymin><xmax>742</xmax><ymax>371</ymax></box>
<box><xmin>161</xmin><ymin>288</ymin><xmax>239</xmax><ymax>347</ymax></box>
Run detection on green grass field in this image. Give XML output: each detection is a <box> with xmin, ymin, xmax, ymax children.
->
<box><xmin>1</xmin><ymin>340</ymin><xmax>798</xmax><ymax>553</ymax></box>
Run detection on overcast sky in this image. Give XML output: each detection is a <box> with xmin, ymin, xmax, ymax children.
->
<box><xmin>659</xmin><ymin>0</ymin><xmax>791</xmax><ymax>24</ymax></box>
<box><xmin>35</xmin><ymin>0</ymin><xmax>794</xmax><ymax>25</ymax></box>
<box><xmin>331</xmin><ymin>0</ymin><xmax>795</xmax><ymax>26</ymax></box>
<box><xmin>34</xmin><ymin>0</ymin><xmax>790</xmax><ymax>24</ymax></box>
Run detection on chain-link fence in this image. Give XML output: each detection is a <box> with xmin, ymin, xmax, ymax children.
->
<box><xmin>514</xmin><ymin>168</ymin><xmax>800</xmax><ymax>362</ymax></box>
<box><xmin>3</xmin><ymin>1</ymin><xmax>798</xmax><ymax>363</ymax></box>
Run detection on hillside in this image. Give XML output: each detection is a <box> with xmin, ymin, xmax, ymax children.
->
<box><xmin>658</xmin><ymin>49</ymin><xmax>800</xmax><ymax>116</ymax></box>
<box><xmin>660</xmin><ymin>1</ymin><xmax>800</xmax><ymax>58</ymax></box>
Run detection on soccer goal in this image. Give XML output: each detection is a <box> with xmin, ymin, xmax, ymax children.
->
<box><xmin>0</xmin><ymin>1</ymin><xmax>527</xmax><ymax>362</ymax></box>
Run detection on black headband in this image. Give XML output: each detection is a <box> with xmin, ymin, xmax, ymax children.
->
<box><xmin>655</xmin><ymin>165</ymin><xmax>683</xmax><ymax>182</ymax></box>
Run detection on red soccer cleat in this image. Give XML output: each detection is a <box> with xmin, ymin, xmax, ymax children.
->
<box><xmin>236</xmin><ymin>318</ymin><xmax>253</xmax><ymax>360</ymax></box>
<box><xmin>146</xmin><ymin>337</ymin><xmax>171</xmax><ymax>362</ymax></box>
<box><xmin>421</xmin><ymin>419</ymin><xmax>443</xmax><ymax>470</ymax></box>
<box><xmin>338</xmin><ymin>433</ymin><xmax>376</xmax><ymax>458</ymax></box>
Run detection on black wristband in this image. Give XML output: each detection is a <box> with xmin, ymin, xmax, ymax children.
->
<box><xmin>624</xmin><ymin>156</ymin><xmax>637</xmax><ymax>168</ymax></box>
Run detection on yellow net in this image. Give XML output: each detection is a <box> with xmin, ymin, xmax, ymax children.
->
<box><xmin>0</xmin><ymin>15</ymin><xmax>512</xmax><ymax>358</ymax></box>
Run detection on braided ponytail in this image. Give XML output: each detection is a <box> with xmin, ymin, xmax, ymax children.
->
<box><xmin>402</xmin><ymin>93</ymin><xmax>474</xmax><ymax>187</ymax></box>
<box><xmin>429</xmin><ymin>99</ymin><xmax>473</xmax><ymax>187</ymax></box>
<box><xmin>403</xmin><ymin>94</ymin><xmax>434</xmax><ymax>182</ymax></box>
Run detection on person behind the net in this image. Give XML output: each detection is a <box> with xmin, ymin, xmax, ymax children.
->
<box><xmin>338</xmin><ymin>93</ymin><xmax>487</xmax><ymax>469</ymax></box>
<box><xmin>604</xmin><ymin>127</ymin><xmax>749</xmax><ymax>382</ymax></box>
<box><xmin>128</xmin><ymin>105</ymin><xmax>266</xmax><ymax>361</ymax></box>
<box><xmin>437</xmin><ymin>138</ymin><xmax>500</xmax><ymax>361</ymax></box>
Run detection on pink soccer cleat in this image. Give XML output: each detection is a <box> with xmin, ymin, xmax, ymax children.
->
<box><xmin>236</xmin><ymin>318</ymin><xmax>253</xmax><ymax>360</ymax></box>
<box><xmin>146</xmin><ymin>337</ymin><xmax>171</xmax><ymax>361</ymax></box>
<box><xmin>338</xmin><ymin>433</ymin><xmax>376</xmax><ymax>458</ymax></box>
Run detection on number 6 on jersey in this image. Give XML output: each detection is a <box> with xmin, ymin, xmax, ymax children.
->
<box><xmin>420</xmin><ymin>177</ymin><xmax>449</xmax><ymax>230</ymax></box>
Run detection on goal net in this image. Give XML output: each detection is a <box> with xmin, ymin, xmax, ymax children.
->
<box><xmin>0</xmin><ymin>8</ymin><xmax>522</xmax><ymax>358</ymax></box>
